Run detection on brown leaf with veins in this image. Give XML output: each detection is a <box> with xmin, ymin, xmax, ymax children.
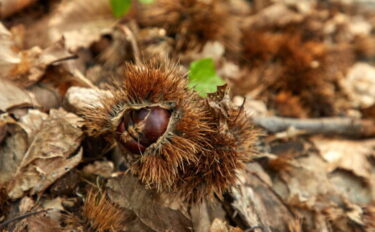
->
<box><xmin>7</xmin><ymin>108</ymin><xmax>84</xmax><ymax>199</ymax></box>
<box><xmin>25</xmin><ymin>0</ymin><xmax>116</xmax><ymax>51</ymax></box>
<box><xmin>0</xmin><ymin>23</ymin><xmax>73</xmax><ymax>87</ymax></box>
<box><xmin>107</xmin><ymin>174</ymin><xmax>193</xmax><ymax>232</ymax></box>
<box><xmin>226</xmin><ymin>164</ymin><xmax>298</xmax><ymax>232</ymax></box>
<box><xmin>0</xmin><ymin>79</ymin><xmax>38</xmax><ymax>113</ymax></box>
<box><xmin>0</xmin><ymin>113</ymin><xmax>28</xmax><ymax>186</ymax></box>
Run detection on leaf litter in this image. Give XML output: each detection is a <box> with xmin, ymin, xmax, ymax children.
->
<box><xmin>0</xmin><ymin>0</ymin><xmax>375</xmax><ymax>232</ymax></box>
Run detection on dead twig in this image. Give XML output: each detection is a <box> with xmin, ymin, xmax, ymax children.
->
<box><xmin>119</xmin><ymin>25</ymin><xmax>141</xmax><ymax>65</ymax></box>
<box><xmin>252</xmin><ymin>116</ymin><xmax>375</xmax><ymax>137</ymax></box>
<box><xmin>0</xmin><ymin>209</ymin><xmax>50</xmax><ymax>229</ymax></box>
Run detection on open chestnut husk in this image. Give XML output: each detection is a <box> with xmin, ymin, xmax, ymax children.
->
<box><xmin>117</xmin><ymin>106</ymin><xmax>171</xmax><ymax>154</ymax></box>
<box><xmin>82</xmin><ymin>61</ymin><xmax>258</xmax><ymax>203</ymax></box>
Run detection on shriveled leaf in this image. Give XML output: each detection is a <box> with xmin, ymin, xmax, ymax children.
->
<box><xmin>0</xmin><ymin>0</ymin><xmax>37</xmax><ymax>18</ymax></box>
<box><xmin>107</xmin><ymin>174</ymin><xmax>192</xmax><ymax>232</ymax></box>
<box><xmin>190</xmin><ymin>200</ymin><xmax>227</xmax><ymax>232</ymax></box>
<box><xmin>25</xmin><ymin>0</ymin><xmax>116</xmax><ymax>51</ymax></box>
<box><xmin>0</xmin><ymin>23</ymin><xmax>73</xmax><ymax>87</ymax></box>
<box><xmin>312</xmin><ymin>137</ymin><xmax>375</xmax><ymax>204</ymax></box>
<box><xmin>0</xmin><ymin>80</ymin><xmax>38</xmax><ymax>112</ymax></box>
<box><xmin>82</xmin><ymin>161</ymin><xmax>114</xmax><ymax>178</ymax></box>
<box><xmin>343</xmin><ymin>62</ymin><xmax>375</xmax><ymax>108</ymax></box>
<box><xmin>0</xmin><ymin>114</ymin><xmax>28</xmax><ymax>186</ymax></box>
<box><xmin>188</xmin><ymin>58</ymin><xmax>225</xmax><ymax>97</ymax></box>
<box><xmin>228</xmin><ymin>164</ymin><xmax>298</xmax><ymax>231</ymax></box>
<box><xmin>0</xmin><ymin>23</ymin><xmax>20</xmax><ymax>73</ymax></box>
<box><xmin>64</xmin><ymin>86</ymin><xmax>113</xmax><ymax>113</ymax></box>
<box><xmin>312</xmin><ymin>137</ymin><xmax>375</xmax><ymax>180</ymax></box>
<box><xmin>13</xmin><ymin>210</ymin><xmax>62</xmax><ymax>232</ymax></box>
<box><xmin>18</xmin><ymin>110</ymin><xmax>49</xmax><ymax>141</ymax></box>
<box><xmin>7</xmin><ymin>109</ymin><xmax>84</xmax><ymax>199</ymax></box>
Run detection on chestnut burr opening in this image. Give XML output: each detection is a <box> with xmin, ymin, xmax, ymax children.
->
<box><xmin>117</xmin><ymin>106</ymin><xmax>171</xmax><ymax>154</ymax></box>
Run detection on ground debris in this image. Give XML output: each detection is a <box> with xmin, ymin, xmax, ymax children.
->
<box><xmin>1</xmin><ymin>0</ymin><xmax>375</xmax><ymax>231</ymax></box>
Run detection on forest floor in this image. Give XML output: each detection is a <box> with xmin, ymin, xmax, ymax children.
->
<box><xmin>1</xmin><ymin>0</ymin><xmax>375</xmax><ymax>231</ymax></box>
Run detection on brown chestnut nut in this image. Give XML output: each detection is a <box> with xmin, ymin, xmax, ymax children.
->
<box><xmin>117</xmin><ymin>106</ymin><xmax>171</xmax><ymax>154</ymax></box>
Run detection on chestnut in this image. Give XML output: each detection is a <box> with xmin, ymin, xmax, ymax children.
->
<box><xmin>83</xmin><ymin>62</ymin><xmax>258</xmax><ymax>203</ymax></box>
<box><xmin>117</xmin><ymin>106</ymin><xmax>171</xmax><ymax>154</ymax></box>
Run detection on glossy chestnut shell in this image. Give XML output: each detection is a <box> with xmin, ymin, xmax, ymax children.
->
<box><xmin>117</xmin><ymin>106</ymin><xmax>171</xmax><ymax>154</ymax></box>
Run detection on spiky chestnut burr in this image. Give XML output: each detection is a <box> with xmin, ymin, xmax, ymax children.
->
<box><xmin>82</xmin><ymin>61</ymin><xmax>258</xmax><ymax>203</ymax></box>
<box><xmin>136</xmin><ymin>0</ymin><xmax>242</xmax><ymax>55</ymax></box>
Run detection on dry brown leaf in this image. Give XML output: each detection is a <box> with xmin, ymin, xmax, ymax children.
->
<box><xmin>82</xmin><ymin>161</ymin><xmax>114</xmax><ymax>178</ymax></box>
<box><xmin>25</xmin><ymin>0</ymin><xmax>116</xmax><ymax>51</ymax></box>
<box><xmin>329</xmin><ymin>170</ymin><xmax>372</xmax><ymax>205</ymax></box>
<box><xmin>312</xmin><ymin>137</ymin><xmax>375</xmax><ymax>180</ymax></box>
<box><xmin>0</xmin><ymin>23</ymin><xmax>21</xmax><ymax>73</ymax></box>
<box><xmin>0</xmin><ymin>80</ymin><xmax>38</xmax><ymax>112</ymax></box>
<box><xmin>312</xmin><ymin>137</ymin><xmax>375</xmax><ymax>205</ymax></box>
<box><xmin>0</xmin><ymin>113</ymin><xmax>28</xmax><ymax>186</ymax></box>
<box><xmin>18</xmin><ymin>109</ymin><xmax>48</xmax><ymax>141</ymax></box>
<box><xmin>181</xmin><ymin>41</ymin><xmax>225</xmax><ymax>63</ymax></box>
<box><xmin>107</xmin><ymin>174</ymin><xmax>192</xmax><ymax>232</ymax></box>
<box><xmin>12</xmin><ymin>210</ymin><xmax>62</xmax><ymax>232</ymax></box>
<box><xmin>267</xmin><ymin>138</ymin><xmax>372</xmax><ymax>231</ymax></box>
<box><xmin>0</xmin><ymin>0</ymin><xmax>37</xmax><ymax>18</ymax></box>
<box><xmin>6</xmin><ymin>197</ymin><xmax>62</xmax><ymax>232</ymax></box>
<box><xmin>7</xmin><ymin>108</ymin><xmax>84</xmax><ymax>199</ymax></box>
<box><xmin>275</xmin><ymin>154</ymin><xmax>334</xmax><ymax>207</ymax></box>
<box><xmin>342</xmin><ymin>62</ymin><xmax>375</xmax><ymax>108</ymax></box>
<box><xmin>136</xmin><ymin>27</ymin><xmax>173</xmax><ymax>60</ymax></box>
<box><xmin>228</xmin><ymin>164</ymin><xmax>297</xmax><ymax>231</ymax></box>
<box><xmin>190</xmin><ymin>200</ymin><xmax>227</xmax><ymax>232</ymax></box>
<box><xmin>10</xmin><ymin>40</ymin><xmax>73</xmax><ymax>87</ymax></box>
<box><xmin>0</xmin><ymin>110</ymin><xmax>48</xmax><ymax>187</ymax></box>
<box><xmin>245</xmin><ymin>3</ymin><xmax>305</xmax><ymax>28</ymax></box>
<box><xmin>49</xmin><ymin>170</ymin><xmax>80</xmax><ymax>196</ymax></box>
<box><xmin>64</xmin><ymin>86</ymin><xmax>113</xmax><ymax>114</ymax></box>
<box><xmin>210</xmin><ymin>218</ymin><xmax>243</xmax><ymax>232</ymax></box>
<box><xmin>0</xmin><ymin>24</ymin><xmax>73</xmax><ymax>87</ymax></box>
<box><xmin>363</xmin><ymin>203</ymin><xmax>375</xmax><ymax>231</ymax></box>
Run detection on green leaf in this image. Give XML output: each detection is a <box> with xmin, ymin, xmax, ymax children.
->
<box><xmin>139</xmin><ymin>0</ymin><xmax>154</xmax><ymax>3</ymax></box>
<box><xmin>110</xmin><ymin>0</ymin><xmax>132</xmax><ymax>18</ymax></box>
<box><xmin>188</xmin><ymin>58</ymin><xmax>225</xmax><ymax>97</ymax></box>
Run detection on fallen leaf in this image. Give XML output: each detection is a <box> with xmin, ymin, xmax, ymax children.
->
<box><xmin>0</xmin><ymin>114</ymin><xmax>28</xmax><ymax>186</ymax></box>
<box><xmin>0</xmin><ymin>0</ymin><xmax>37</xmax><ymax>18</ymax></box>
<box><xmin>210</xmin><ymin>218</ymin><xmax>242</xmax><ymax>232</ymax></box>
<box><xmin>227</xmin><ymin>164</ymin><xmax>298</xmax><ymax>231</ymax></box>
<box><xmin>107</xmin><ymin>174</ymin><xmax>192</xmax><ymax>232</ymax></box>
<box><xmin>7</xmin><ymin>109</ymin><xmax>84</xmax><ymax>199</ymax></box>
<box><xmin>312</xmin><ymin>137</ymin><xmax>375</xmax><ymax>180</ymax></box>
<box><xmin>25</xmin><ymin>0</ymin><xmax>117</xmax><ymax>51</ymax></box>
<box><xmin>0</xmin><ymin>80</ymin><xmax>38</xmax><ymax>112</ymax></box>
<box><xmin>82</xmin><ymin>161</ymin><xmax>114</xmax><ymax>178</ymax></box>
<box><xmin>342</xmin><ymin>62</ymin><xmax>375</xmax><ymax>108</ymax></box>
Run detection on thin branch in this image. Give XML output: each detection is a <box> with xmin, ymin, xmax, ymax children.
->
<box><xmin>0</xmin><ymin>209</ymin><xmax>50</xmax><ymax>229</ymax></box>
<box><xmin>50</xmin><ymin>54</ymin><xmax>79</xmax><ymax>65</ymax></box>
<box><xmin>119</xmin><ymin>25</ymin><xmax>141</xmax><ymax>65</ymax></box>
<box><xmin>252</xmin><ymin>116</ymin><xmax>375</xmax><ymax>137</ymax></box>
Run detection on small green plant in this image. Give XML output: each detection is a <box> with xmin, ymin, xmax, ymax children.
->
<box><xmin>110</xmin><ymin>0</ymin><xmax>154</xmax><ymax>18</ymax></box>
<box><xmin>188</xmin><ymin>58</ymin><xmax>225</xmax><ymax>97</ymax></box>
